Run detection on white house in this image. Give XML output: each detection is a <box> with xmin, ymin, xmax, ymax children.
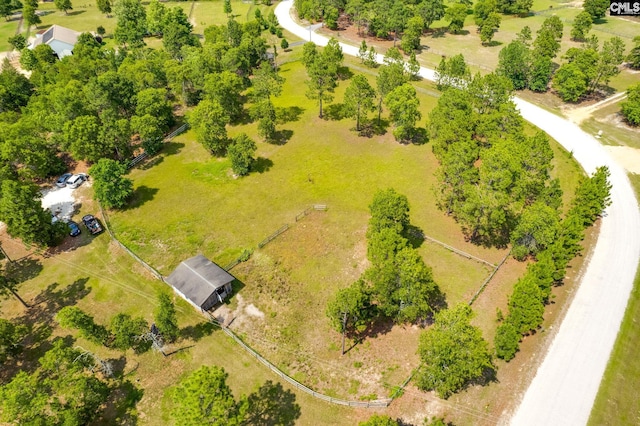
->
<box><xmin>29</xmin><ymin>25</ymin><xmax>80</xmax><ymax>59</ymax></box>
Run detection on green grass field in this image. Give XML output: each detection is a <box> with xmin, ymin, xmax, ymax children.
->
<box><xmin>0</xmin><ymin>16</ymin><xmax>19</xmax><ymax>52</ymax></box>
<box><xmin>589</xmin><ymin>174</ymin><xmax>640</xmax><ymax>426</ymax></box>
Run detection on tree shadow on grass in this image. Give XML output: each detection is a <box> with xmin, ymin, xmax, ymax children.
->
<box><xmin>5</xmin><ymin>256</ymin><xmax>43</xmax><ymax>285</ymax></box>
<box><xmin>484</xmin><ymin>40</ymin><xmax>503</xmax><ymax>47</ymax></box>
<box><xmin>252</xmin><ymin>157</ymin><xmax>273</xmax><ymax>174</ymax></box>
<box><xmin>243</xmin><ymin>381</ymin><xmax>301</xmax><ymax>426</ymax></box>
<box><xmin>180</xmin><ymin>321</ymin><xmax>216</xmax><ymax>342</ymax></box>
<box><xmin>126</xmin><ymin>186</ymin><xmax>159</xmax><ymax>210</ymax></box>
<box><xmin>323</xmin><ymin>103</ymin><xmax>348</xmax><ymax>121</ymax></box>
<box><xmin>269</xmin><ymin>129</ymin><xmax>293</xmax><ymax>145</ymax></box>
<box><xmin>161</xmin><ymin>141</ymin><xmax>185</xmax><ymax>157</ymax></box>
<box><xmin>275</xmin><ymin>106</ymin><xmax>305</xmax><ymax>124</ymax></box>
<box><xmin>66</xmin><ymin>10</ymin><xmax>86</xmax><ymax>16</ymax></box>
<box><xmin>404</xmin><ymin>224</ymin><xmax>425</xmax><ymax>249</ymax></box>
<box><xmin>97</xmin><ymin>379</ymin><xmax>144</xmax><ymax>425</ymax></box>
<box><xmin>138</xmin><ymin>156</ymin><xmax>164</xmax><ymax>170</ymax></box>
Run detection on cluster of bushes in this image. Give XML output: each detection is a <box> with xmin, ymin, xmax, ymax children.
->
<box><xmin>495</xmin><ymin>167</ymin><xmax>612</xmax><ymax>361</ymax></box>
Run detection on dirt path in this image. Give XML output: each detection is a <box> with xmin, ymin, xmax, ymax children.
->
<box><xmin>276</xmin><ymin>2</ymin><xmax>640</xmax><ymax>425</ymax></box>
<box><xmin>563</xmin><ymin>91</ymin><xmax>628</xmax><ymax>125</ymax></box>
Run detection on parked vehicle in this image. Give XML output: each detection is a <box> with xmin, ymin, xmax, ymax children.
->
<box><xmin>67</xmin><ymin>174</ymin><xmax>87</xmax><ymax>189</ymax></box>
<box><xmin>68</xmin><ymin>221</ymin><xmax>81</xmax><ymax>237</ymax></box>
<box><xmin>55</xmin><ymin>173</ymin><xmax>73</xmax><ymax>188</ymax></box>
<box><xmin>82</xmin><ymin>214</ymin><xmax>103</xmax><ymax>235</ymax></box>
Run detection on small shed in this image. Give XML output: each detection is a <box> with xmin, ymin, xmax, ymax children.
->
<box><xmin>29</xmin><ymin>25</ymin><xmax>80</xmax><ymax>59</ymax></box>
<box><xmin>165</xmin><ymin>255</ymin><xmax>235</xmax><ymax>311</ymax></box>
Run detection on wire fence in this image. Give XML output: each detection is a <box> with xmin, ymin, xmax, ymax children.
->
<box><xmin>129</xmin><ymin>123</ymin><xmax>190</xmax><ymax>169</ymax></box>
<box><xmin>468</xmin><ymin>250</ymin><xmax>512</xmax><ymax>306</ymax></box>
<box><xmin>206</xmin><ymin>314</ymin><xmax>394</xmax><ymax>408</ymax></box>
<box><xmin>410</xmin><ymin>229</ymin><xmax>496</xmax><ymax>268</ymax></box>
<box><xmin>257</xmin><ymin>224</ymin><xmax>290</xmax><ymax>249</ymax></box>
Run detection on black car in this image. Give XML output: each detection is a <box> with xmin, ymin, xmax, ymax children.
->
<box><xmin>82</xmin><ymin>214</ymin><xmax>103</xmax><ymax>235</ymax></box>
<box><xmin>68</xmin><ymin>221</ymin><xmax>81</xmax><ymax>237</ymax></box>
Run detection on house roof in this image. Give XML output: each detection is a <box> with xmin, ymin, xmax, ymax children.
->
<box><xmin>31</xmin><ymin>25</ymin><xmax>80</xmax><ymax>50</ymax></box>
<box><xmin>165</xmin><ymin>255</ymin><xmax>235</xmax><ymax>307</ymax></box>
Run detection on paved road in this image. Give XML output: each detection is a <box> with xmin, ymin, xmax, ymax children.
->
<box><xmin>275</xmin><ymin>1</ymin><xmax>640</xmax><ymax>424</ymax></box>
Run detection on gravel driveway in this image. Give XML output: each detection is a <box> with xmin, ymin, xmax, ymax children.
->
<box><xmin>275</xmin><ymin>1</ymin><xmax>640</xmax><ymax>424</ymax></box>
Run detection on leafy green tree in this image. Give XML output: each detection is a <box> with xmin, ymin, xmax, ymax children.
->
<box><xmin>375</xmin><ymin>60</ymin><xmax>407</xmax><ymax>124</ymax></box>
<box><xmin>435</xmin><ymin>54</ymin><xmax>471</xmax><ymax>90</ymax></box>
<box><xmin>474</xmin><ymin>0</ymin><xmax>497</xmax><ymax>26</ymax></box>
<box><xmin>0</xmin><ymin>0</ymin><xmax>19</xmax><ymax>20</ymax></box>
<box><xmin>533</xmin><ymin>16</ymin><xmax>563</xmax><ymax>59</ymax></box>
<box><xmin>303</xmin><ymin>42</ymin><xmax>338</xmax><ymax>118</ymax></box>
<box><xmin>227</xmin><ymin>133</ymin><xmax>257</xmax><ymax>176</ymax></box>
<box><xmin>22</xmin><ymin>1</ymin><xmax>41</xmax><ymax>28</ymax></box>
<box><xmin>280</xmin><ymin>38</ymin><xmax>288</xmax><ymax>49</ymax></box>
<box><xmin>528</xmin><ymin>55</ymin><xmax>553</xmax><ymax>92</ymax></box>
<box><xmin>63</xmin><ymin>115</ymin><xmax>109</xmax><ymax>162</ymax></box>
<box><xmin>553</xmin><ymin>62</ymin><xmax>588</xmax><ymax>102</ymax></box>
<box><xmin>56</xmin><ymin>306</ymin><xmax>110</xmax><ymax>344</ymax></box>
<box><xmin>171</xmin><ymin>366</ymin><xmax>241</xmax><ymax>426</ymax></box>
<box><xmin>0</xmin><ymin>59</ymin><xmax>33</xmax><ymax>112</ymax></box>
<box><xmin>621</xmin><ymin>83</ymin><xmax>640</xmax><ymax>126</ymax></box>
<box><xmin>146</xmin><ymin>0</ymin><xmax>167</xmax><ymax>35</ymax></box>
<box><xmin>511</xmin><ymin>202</ymin><xmax>560</xmax><ymax>260</ymax></box>
<box><xmin>0</xmin><ymin>318</ymin><xmax>27</xmax><ymax>364</ymax></box>
<box><xmin>96</xmin><ymin>0</ymin><xmax>111</xmax><ymax>16</ymax></box>
<box><xmin>385</xmin><ymin>83</ymin><xmax>422</xmax><ymax>142</ymax></box>
<box><xmin>252</xmin><ymin>61</ymin><xmax>284</xmax><ymax>101</ymax></box>
<box><xmin>163</xmin><ymin>7</ymin><xmax>200</xmax><ymax>59</ymax></box>
<box><xmin>7</xmin><ymin>34</ymin><xmax>26</xmax><ymax>51</ymax></box>
<box><xmin>343</xmin><ymin>74</ymin><xmax>376</xmax><ymax>132</ymax></box>
<box><xmin>188</xmin><ymin>99</ymin><xmax>230</xmax><ymax>155</ymax></box>
<box><xmin>516</xmin><ymin>25</ymin><xmax>532</xmax><ymax>45</ymax></box>
<box><xmin>445</xmin><ymin>3</ymin><xmax>468</xmax><ymax>34</ymax></box>
<box><xmin>136</xmin><ymin>87</ymin><xmax>173</xmax><ymax>130</ymax></box>
<box><xmin>479</xmin><ymin>12</ymin><xmax>501</xmax><ymax>45</ymax></box>
<box><xmin>131</xmin><ymin>114</ymin><xmax>164</xmax><ymax>151</ymax></box>
<box><xmin>416</xmin><ymin>304</ymin><xmax>494</xmax><ymax>398</ymax></box>
<box><xmin>569</xmin><ymin>166</ymin><xmax>612</xmax><ymax>226</ymax></box>
<box><xmin>590</xmin><ymin>36</ymin><xmax>626</xmax><ymax>91</ymax></box>
<box><xmin>326</xmin><ymin>279</ymin><xmax>374</xmax><ymax>354</ymax></box>
<box><xmin>401</xmin><ymin>16</ymin><xmax>423</xmax><ymax>53</ymax></box>
<box><xmin>110</xmin><ymin>313</ymin><xmax>149</xmax><ymax>353</ymax></box>
<box><xmin>359</xmin><ymin>414</ymin><xmax>399</xmax><ymax>426</ymax></box>
<box><xmin>54</xmin><ymin>0</ymin><xmax>72</xmax><ymax>14</ymax></box>
<box><xmin>508</xmin><ymin>274</ymin><xmax>544</xmax><ymax>334</ymax></box>
<box><xmin>416</xmin><ymin>0</ymin><xmax>445</xmax><ymax>29</ymax></box>
<box><xmin>583</xmin><ymin>0</ymin><xmax>609</xmax><ymax>19</ymax></box>
<box><xmin>223</xmin><ymin>0</ymin><xmax>232</xmax><ymax>17</ymax></box>
<box><xmin>628</xmin><ymin>36</ymin><xmax>640</xmax><ymax>69</ymax></box>
<box><xmin>89</xmin><ymin>158</ymin><xmax>133</xmax><ymax>209</ymax></box>
<box><xmin>497</xmin><ymin>41</ymin><xmax>530</xmax><ymax>90</ymax></box>
<box><xmin>571</xmin><ymin>11</ymin><xmax>593</xmax><ymax>41</ymax></box>
<box><xmin>494</xmin><ymin>319</ymin><xmax>520</xmax><ymax>361</ymax></box>
<box><xmin>204</xmin><ymin>71</ymin><xmax>244</xmax><ymax>123</ymax></box>
<box><xmin>155</xmin><ymin>293</ymin><xmax>180</xmax><ymax>342</ymax></box>
<box><xmin>367</xmin><ymin>188</ymin><xmax>410</xmax><ymax>235</ymax></box>
<box><xmin>114</xmin><ymin>0</ymin><xmax>147</xmax><ymax>47</ymax></box>
<box><xmin>497</xmin><ymin>0</ymin><xmax>533</xmax><ymax>15</ymax></box>
<box><xmin>0</xmin><ymin>180</ymin><xmax>62</xmax><ymax>247</ymax></box>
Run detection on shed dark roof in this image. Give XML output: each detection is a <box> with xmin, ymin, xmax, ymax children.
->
<box><xmin>165</xmin><ymin>255</ymin><xmax>235</xmax><ymax>307</ymax></box>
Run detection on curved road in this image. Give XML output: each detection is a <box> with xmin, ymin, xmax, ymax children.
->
<box><xmin>275</xmin><ymin>1</ymin><xmax>640</xmax><ymax>424</ymax></box>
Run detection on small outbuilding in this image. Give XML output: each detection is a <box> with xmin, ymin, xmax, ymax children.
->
<box><xmin>29</xmin><ymin>25</ymin><xmax>80</xmax><ymax>59</ymax></box>
<box><xmin>165</xmin><ymin>255</ymin><xmax>235</xmax><ymax>312</ymax></box>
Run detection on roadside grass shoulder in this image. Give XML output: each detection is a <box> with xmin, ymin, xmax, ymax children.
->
<box><xmin>588</xmin><ymin>173</ymin><xmax>640</xmax><ymax>426</ymax></box>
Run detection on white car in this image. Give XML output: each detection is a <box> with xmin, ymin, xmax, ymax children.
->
<box><xmin>66</xmin><ymin>174</ymin><xmax>87</xmax><ymax>189</ymax></box>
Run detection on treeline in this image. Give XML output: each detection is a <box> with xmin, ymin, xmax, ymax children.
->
<box><xmin>295</xmin><ymin>0</ymin><xmax>534</xmax><ymax>49</ymax></box>
<box><xmin>0</xmin><ymin>0</ymin><xmax>283</xmax><ymax>246</ymax></box>
<box><xmin>495</xmin><ymin>167</ymin><xmax>612</xmax><ymax>361</ymax></box>
<box><xmin>430</xmin><ymin>64</ymin><xmax>559</xmax><ymax>250</ymax></box>
<box><xmin>326</xmin><ymin>189</ymin><xmax>445</xmax><ymax>353</ymax></box>
<box><xmin>496</xmin><ymin>16</ymin><xmax>628</xmax><ymax>102</ymax></box>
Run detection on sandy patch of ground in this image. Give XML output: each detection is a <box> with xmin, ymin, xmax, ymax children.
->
<box><xmin>604</xmin><ymin>145</ymin><xmax>640</xmax><ymax>174</ymax></box>
<box><xmin>562</xmin><ymin>92</ymin><xmax>627</xmax><ymax>125</ymax></box>
<box><xmin>214</xmin><ymin>293</ymin><xmax>266</xmax><ymax>329</ymax></box>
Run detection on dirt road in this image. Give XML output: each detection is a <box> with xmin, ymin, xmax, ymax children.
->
<box><xmin>275</xmin><ymin>1</ymin><xmax>640</xmax><ymax>424</ymax></box>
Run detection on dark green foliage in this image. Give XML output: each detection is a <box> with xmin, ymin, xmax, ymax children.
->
<box><xmin>508</xmin><ymin>275</ymin><xmax>544</xmax><ymax>334</ymax></box>
<box><xmin>621</xmin><ymin>83</ymin><xmax>640</xmax><ymax>126</ymax></box>
<box><xmin>384</xmin><ymin>83</ymin><xmax>421</xmax><ymax>142</ymax></box>
<box><xmin>204</xmin><ymin>71</ymin><xmax>245</xmax><ymax>123</ymax></box>
<box><xmin>416</xmin><ymin>304</ymin><xmax>494</xmax><ymax>398</ymax></box>
<box><xmin>56</xmin><ymin>306</ymin><xmax>110</xmax><ymax>345</ymax></box>
<box><xmin>569</xmin><ymin>166</ymin><xmax>612</xmax><ymax>227</ymax></box>
<box><xmin>0</xmin><ymin>339</ymin><xmax>112</xmax><ymax>425</ymax></box>
<box><xmin>367</xmin><ymin>188</ymin><xmax>410</xmax><ymax>235</ymax></box>
<box><xmin>227</xmin><ymin>133</ymin><xmax>257</xmax><ymax>176</ymax></box>
<box><xmin>479</xmin><ymin>12</ymin><xmax>501</xmax><ymax>45</ymax></box>
<box><xmin>583</xmin><ymin>0</ymin><xmax>609</xmax><ymax>19</ymax></box>
<box><xmin>0</xmin><ymin>180</ymin><xmax>63</xmax><ymax>247</ymax></box>
<box><xmin>497</xmin><ymin>41</ymin><xmax>530</xmax><ymax>90</ymax></box>
<box><xmin>281</xmin><ymin>38</ymin><xmax>289</xmax><ymax>49</ymax></box>
<box><xmin>359</xmin><ymin>414</ymin><xmax>400</xmax><ymax>425</ymax></box>
<box><xmin>7</xmin><ymin>34</ymin><xmax>26</xmax><ymax>51</ymax></box>
<box><xmin>445</xmin><ymin>3</ymin><xmax>468</xmax><ymax>34</ymax></box>
<box><xmin>510</xmin><ymin>202</ymin><xmax>560</xmax><ymax>260</ymax></box>
<box><xmin>533</xmin><ymin>16</ymin><xmax>563</xmax><ymax>59</ymax></box>
<box><xmin>435</xmin><ymin>54</ymin><xmax>471</xmax><ymax>90</ymax></box>
<box><xmin>494</xmin><ymin>319</ymin><xmax>519</xmax><ymax>361</ymax></box>
<box><xmin>571</xmin><ymin>11</ymin><xmax>593</xmax><ymax>41</ymax></box>
<box><xmin>54</xmin><ymin>0</ymin><xmax>72</xmax><ymax>14</ymax></box>
<box><xmin>400</xmin><ymin>16</ymin><xmax>423</xmax><ymax>53</ymax></box>
<box><xmin>114</xmin><ymin>0</ymin><xmax>147</xmax><ymax>47</ymax></box>
<box><xmin>304</xmin><ymin>39</ymin><xmax>342</xmax><ymax>118</ymax></box>
<box><xmin>0</xmin><ymin>318</ymin><xmax>27</xmax><ymax>364</ymax></box>
<box><xmin>89</xmin><ymin>159</ymin><xmax>134</xmax><ymax>209</ymax></box>
<box><xmin>188</xmin><ymin>99</ymin><xmax>230</xmax><ymax>155</ymax></box>
<box><xmin>343</xmin><ymin>74</ymin><xmax>376</xmax><ymax>132</ymax></box>
<box><xmin>326</xmin><ymin>279</ymin><xmax>375</xmax><ymax>336</ymax></box>
<box><xmin>416</xmin><ymin>0</ymin><xmax>445</xmax><ymax>29</ymax></box>
<box><xmin>109</xmin><ymin>313</ymin><xmax>150</xmax><ymax>353</ymax></box>
<box><xmin>97</xmin><ymin>0</ymin><xmax>111</xmax><ymax>15</ymax></box>
<box><xmin>528</xmin><ymin>55</ymin><xmax>553</xmax><ymax>92</ymax></box>
<box><xmin>155</xmin><ymin>293</ymin><xmax>179</xmax><ymax>342</ymax></box>
<box><xmin>497</xmin><ymin>0</ymin><xmax>533</xmax><ymax>14</ymax></box>
<box><xmin>0</xmin><ymin>59</ymin><xmax>33</xmax><ymax>112</ymax></box>
<box><xmin>474</xmin><ymin>0</ymin><xmax>497</xmax><ymax>26</ymax></box>
<box><xmin>629</xmin><ymin>36</ymin><xmax>640</xmax><ymax>69</ymax></box>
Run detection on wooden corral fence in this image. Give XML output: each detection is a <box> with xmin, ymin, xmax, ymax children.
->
<box><xmin>129</xmin><ymin>123</ymin><xmax>190</xmax><ymax>169</ymax></box>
